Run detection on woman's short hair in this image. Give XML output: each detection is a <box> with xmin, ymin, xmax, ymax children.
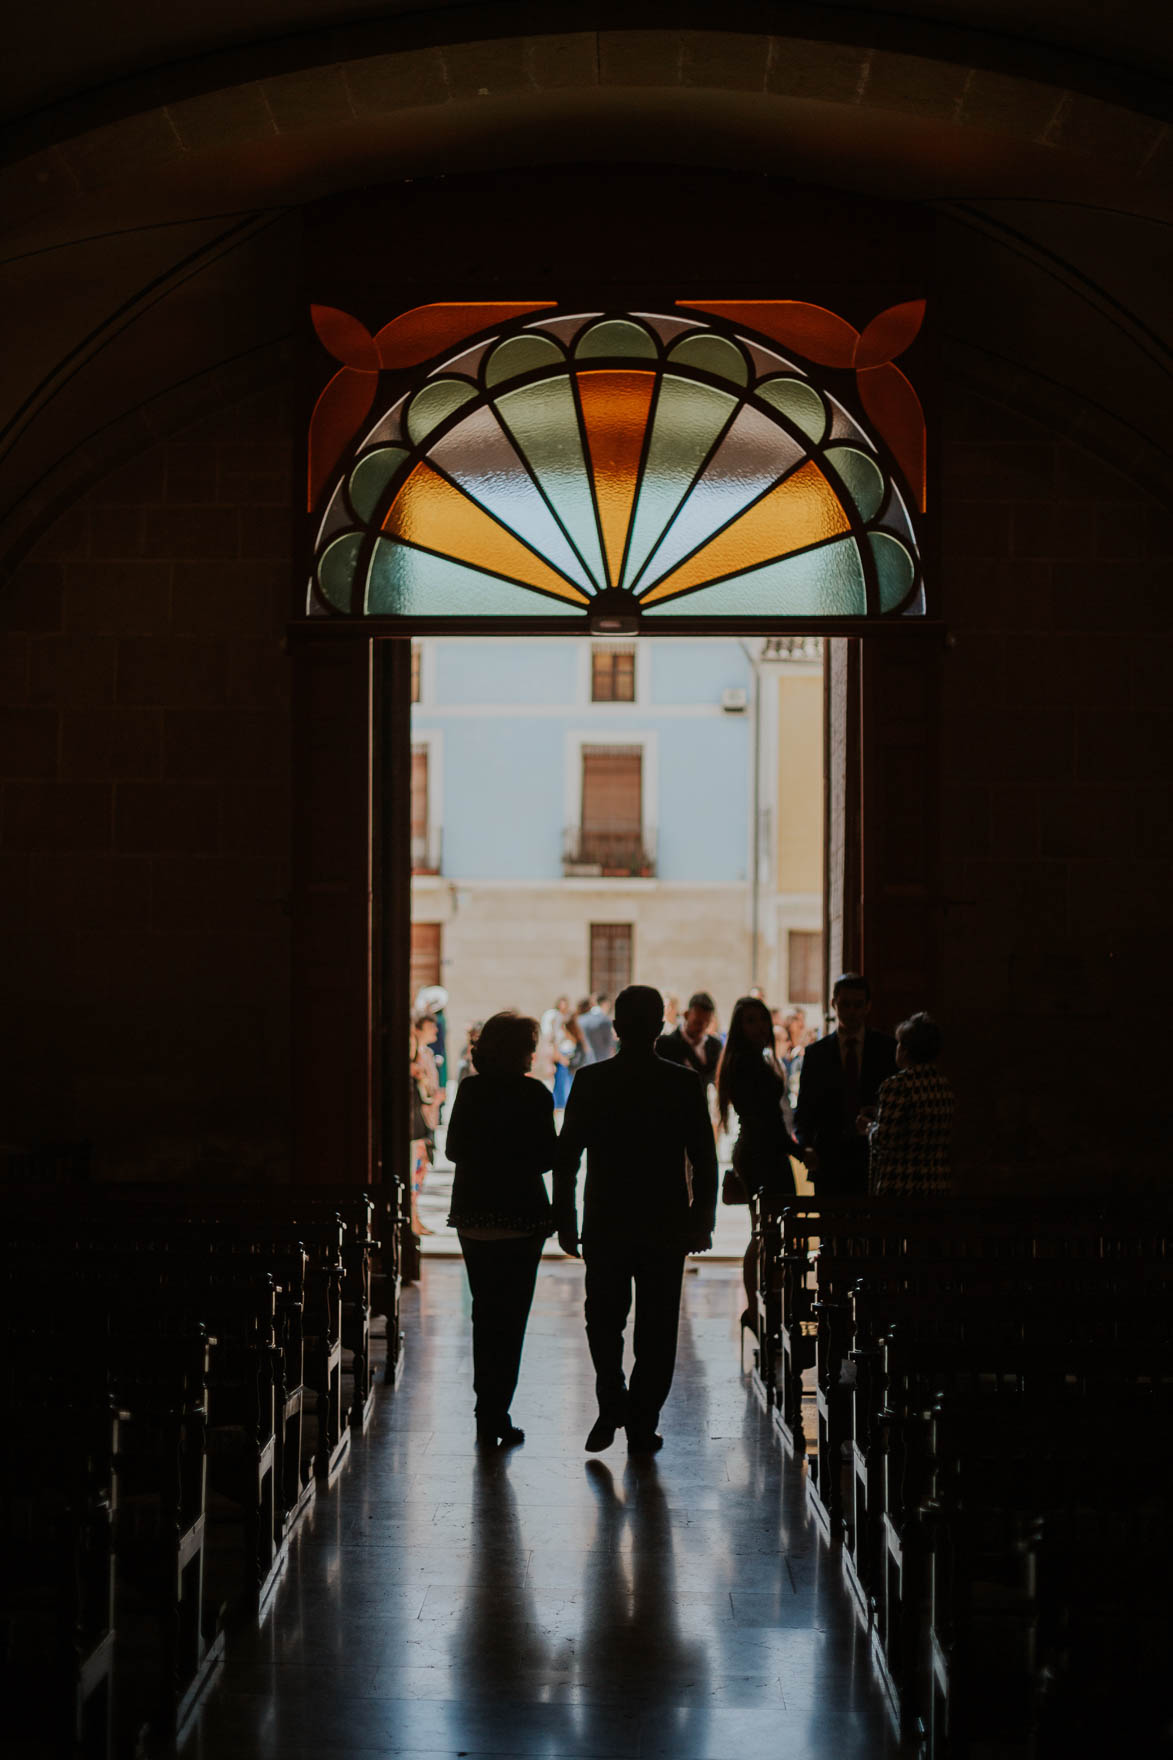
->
<box><xmin>896</xmin><ymin>1011</ymin><xmax>943</xmax><ymax>1063</ymax></box>
<box><xmin>471</xmin><ymin>1010</ymin><xmax>539</xmax><ymax>1077</ymax></box>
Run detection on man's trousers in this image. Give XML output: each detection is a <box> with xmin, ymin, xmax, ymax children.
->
<box><xmin>583</xmin><ymin>1240</ymin><xmax>686</xmax><ymax>1434</ymax></box>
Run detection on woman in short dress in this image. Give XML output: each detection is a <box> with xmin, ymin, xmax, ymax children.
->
<box><xmin>445</xmin><ymin>1011</ymin><xmax>558</xmax><ymax>1448</ymax></box>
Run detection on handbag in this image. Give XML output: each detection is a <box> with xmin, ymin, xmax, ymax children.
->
<box><xmin>721</xmin><ymin>1166</ymin><xmax>749</xmax><ymax>1206</ymax></box>
<box><xmin>722</xmin><ymin>1141</ymin><xmax>749</xmax><ymax>1206</ymax></box>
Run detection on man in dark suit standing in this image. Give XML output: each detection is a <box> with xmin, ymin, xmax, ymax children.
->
<box><xmin>655</xmin><ymin>990</ymin><xmax>722</xmax><ymax>1094</ymax></box>
<box><xmin>794</xmin><ymin>972</ymin><xmax>897</xmax><ymax>1197</ymax></box>
<box><xmin>553</xmin><ymin>985</ymin><xmax>718</xmax><ymax>1455</ymax></box>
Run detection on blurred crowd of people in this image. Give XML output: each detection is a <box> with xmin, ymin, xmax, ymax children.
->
<box><xmin>407</xmin><ymin>975</ymin><xmax>950</xmax><ymax>1252</ymax></box>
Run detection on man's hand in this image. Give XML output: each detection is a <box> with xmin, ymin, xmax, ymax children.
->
<box><xmin>557</xmin><ymin>1223</ymin><xmax>580</xmax><ymax>1258</ymax></box>
<box><xmin>685</xmin><ymin>1232</ymin><xmax>713</xmax><ymax>1255</ymax></box>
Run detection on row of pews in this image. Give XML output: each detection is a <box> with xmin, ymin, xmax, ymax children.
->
<box><xmin>745</xmin><ymin>1192</ymin><xmax>1173</xmax><ymax>1756</ymax></box>
<box><xmin>0</xmin><ymin>1178</ymin><xmax>404</xmax><ymax>1760</ymax></box>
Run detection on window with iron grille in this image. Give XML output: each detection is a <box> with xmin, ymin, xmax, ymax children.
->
<box><xmin>590</xmin><ymin>924</ymin><xmax>633</xmax><ymax>999</ymax></box>
<box><xmin>788</xmin><ymin>930</ymin><xmax>824</xmax><ymax>1005</ymax></box>
<box><xmin>411</xmin><ymin>922</ymin><xmax>442</xmax><ymax>999</ymax></box>
<box><xmin>591</xmin><ymin>643</ymin><xmax>636</xmax><ymax>702</ymax></box>
<box><xmin>579</xmin><ymin>745</ymin><xmax>643</xmax><ymax>869</ymax></box>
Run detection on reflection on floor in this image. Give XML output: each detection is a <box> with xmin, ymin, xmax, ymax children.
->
<box><xmin>176</xmin><ymin>1261</ymin><xmax>900</xmax><ymax>1759</ymax></box>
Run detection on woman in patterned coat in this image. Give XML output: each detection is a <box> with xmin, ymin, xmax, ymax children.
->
<box><xmin>865</xmin><ymin>1013</ymin><xmax>954</xmax><ymax>1196</ymax></box>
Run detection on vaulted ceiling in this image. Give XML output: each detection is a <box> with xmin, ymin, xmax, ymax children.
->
<box><xmin>2</xmin><ymin>7</ymin><xmax>1170</xmax><ymax>569</ymax></box>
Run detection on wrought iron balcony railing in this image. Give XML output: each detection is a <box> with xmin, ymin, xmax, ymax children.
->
<box><xmin>562</xmin><ymin>826</ymin><xmax>656</xmax><ymax>878</ymax></box>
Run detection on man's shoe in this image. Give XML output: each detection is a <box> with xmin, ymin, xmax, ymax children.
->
<box><xmin>627</xmin><ymin>1430</ymin><xmax>664</xmax><ymax>1455</ymax></box>
<box><xmin>585</xmin><ymin>1412</ymin><xmax>625</xmax><ymax>1452</ymax></box>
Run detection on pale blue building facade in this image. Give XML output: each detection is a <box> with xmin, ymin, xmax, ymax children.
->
<box><xmin>408</xmin><ymin>636</ymin><xmax>784</xmax><ymax>1037</ymax></box>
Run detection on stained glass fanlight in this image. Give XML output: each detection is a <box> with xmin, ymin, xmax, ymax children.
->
<box><xmin>308</xmin><ymin>304</ymin><xmax>926</xmax><ymax>623</ymax></box>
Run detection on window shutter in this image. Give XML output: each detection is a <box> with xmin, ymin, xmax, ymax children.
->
<box><xmin>788</xmin><ymin>930</ymin><xmax>824</xmax><ymax>1005</ymax></box>
<box><xmin>411</xmin><ymin>746</ymin><xmax>429</xmax><ymax>841</ymax></box>
<box><xmin>581</xmin><ymin>746</ymin><xmax>642</xmax><ymax>833</ymax></box>
<box><xmin>411</xmin><ymin>922</ymin><xmax>442</xmax><ymax>998</ymax></box>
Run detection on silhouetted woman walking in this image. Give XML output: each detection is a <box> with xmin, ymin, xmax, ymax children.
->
<box><xmin>716</xmin><ymin>995</ymin><xmax>809</xmax><ymax>1328</ymax></box>
<box><xmin>445</xmin><ymin>1011</ymin><xmax>557</xmax><ymax>1448</ymax></box>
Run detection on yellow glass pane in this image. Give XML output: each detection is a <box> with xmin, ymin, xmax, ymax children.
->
<box><xmin>384</xmin><ymin>464</ymin><xmax>589</xmax><ymax>605</ymax></box>
<box><xmin>576</xmin><ymin>370</ymin><xmax>657</xmax><ymax>587</ymax></box>
<box><xmin>641</xmin><ymin>461</ymin><xmax>850</xmax><ymax>604</ymax></box>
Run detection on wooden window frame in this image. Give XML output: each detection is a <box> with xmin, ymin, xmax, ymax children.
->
<box><xmin>591</xmin><ymin>643</ymin><xmax>636</xmax><ymax>703</ymax></box>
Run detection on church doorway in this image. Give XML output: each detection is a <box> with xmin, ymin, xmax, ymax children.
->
<box><xmin>405</xmin><ymin>630</ymin><xmax>826</xmax><ymax>1257</ymax></box>
<box><xmin>291</xmin><ymin>300</ymin><xmax>941</xmax><ymax>1210</ymax></box>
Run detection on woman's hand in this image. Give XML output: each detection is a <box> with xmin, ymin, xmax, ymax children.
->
<box><xmin>557</xmin><ymin>1222</ymin><xmax>580</xmax><ymax>1258</ymax></box>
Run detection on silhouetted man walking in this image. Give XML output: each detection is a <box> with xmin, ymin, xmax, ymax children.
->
<box><xmin>553</xmin><ymin>985</ymin><xmax>718</xmax><ymax>1455</ymax></box>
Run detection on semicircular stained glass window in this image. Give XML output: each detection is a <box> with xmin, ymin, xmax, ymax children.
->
<box><xmin>310</xmin><ymin>309</ymin><xmax>923</xmax><ymax>622</ymax></box>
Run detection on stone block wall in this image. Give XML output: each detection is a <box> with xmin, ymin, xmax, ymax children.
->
<box><xmin>938</xmin><ymin>387</ymin><xmax>1172</xmax><ymax>1189</ymax></box>
<box><xmin>0</xmin><ymin>387</ymin><xmax>294</xmax><ymax>1179</ymax></box>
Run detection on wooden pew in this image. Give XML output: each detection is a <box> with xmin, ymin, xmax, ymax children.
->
<box><xmin>753</xmin><ymin>1194</ymin><xmax>1173</xmax><ymax>1749</ymax></box>
<box><xmin>0</xmin><ymin>1376</ymin><xmax>119</xmax><ymax>1759</ymax></box>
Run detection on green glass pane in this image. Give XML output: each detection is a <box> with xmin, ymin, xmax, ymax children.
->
<box><xmin>366</xmin><ymin>539</ymin><xmax>582</xmax><ymax>617</ymax></box>
<box><xmin>405</xmin><ymin>378</ymin><xmax>477</xmax><ymax>446</ymax></box>
<box><xmin>637</xmin><ymin>401</ymin><xmax>805</xmax><ymax>593</ymax></box>
<box><xmin>756</xmin><ymin>377</ymin><xmax>827</xmax><ymax>443</ymax></box>
<box><xmin>575</xmin><ymin>319</ymin><xmax>657</xmax><ymax>361</ymax></box>
<box><xmin>348</xmin><ymin>447</ymin><xmax>409</xmax><ymax>525</ymax></box>
<box><xmin>642</xmin><ymin>537</ymin><xmax>865</xmax><ymax>617</ymax></box>
<box><xmin>317</xmin><ymin>531</ymin><xmax>364</xmax><ymax>612</ymax></box>
<box><xmin>824</xmin><ymin>445</ymin><xmax>885</xmax><ymax>523</ymax></box>
<box><xmin>870</xmin><ymin>532</ymin><xmax>916</xmax><ymax>611</ymax></box>
<box><xmin>484</xmin><ymin>333</ymin><xmax>565</xmax><ymax>387</ymax></box>
<box><xmin>622</xmin><ymin>375</ymin><xmax>738</xmax><ymax>590</ymax></box>
<box><xmin>666</xmin><ymin>333</ymin><xmax>749</xmax><ymax>386</ymax></box>
<box><xmin>493</xmin><ymin>376</ymin><xmax>608</xmax><ymax>590</ymax></box>
<box><xmin>428</xmin><ymin>403</ymin><xmax>597</xmax><ymax>595</ymax></box>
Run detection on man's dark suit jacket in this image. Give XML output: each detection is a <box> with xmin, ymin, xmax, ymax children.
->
<box><xmin>553</xmin><ymin>1045</ymin><xmax>718</xmax><ymax>1250</ymax></box>
<box><xmin>794</xmin><ymin>1029</ymin><xmax>898</xmax><ymax>1195</ymax></box>
<box><xmin>654</xmin><ymin>1026</ymin><xmax>722</xmax><ymax>1089</ymax></box>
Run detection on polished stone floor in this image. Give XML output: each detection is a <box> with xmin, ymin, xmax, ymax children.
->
<box><xmin>177</xmin><ymin>1261</ymin><xmax>901</xmax><ymax>1759</ymax></box>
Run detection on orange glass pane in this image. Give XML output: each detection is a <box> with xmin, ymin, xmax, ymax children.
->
<box><xmin>641</xmin><ymin>460</ymin><xmax>850</xmax><ymax>604</ymax></box>
<box><xmin>384</xmin><ymin>463</ymin><xmax>589</xmax><ymax>605</ymax></box>
<box><xmin>679</xmin><ymin>302</ymin><xmax>858</xmax><ymax>369</ymax></box>
<box><xmin>374</xmin><ymin>303</ymin><xmax>555</xmax><ymax>371</ymax></box>
<box><xmin>576</xmin><ymin>370</ymin><xmax>657</xmax><ymax>587</ymax></box>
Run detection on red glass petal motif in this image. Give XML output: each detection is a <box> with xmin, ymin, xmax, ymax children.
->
<box><xmin>308</xmin><ymin>367</ymin><xmax>377</xmax><ymax>512</ymax></box>
<box><xmin>853</xmin><ymin>300</ymin><xmax>926</xmax><ymax>369</ymax></box>
<box><xmin>576</xmin><ymin>369</ymin><xmax>658</xmax><ymax>587</ymax></box>
<box><xmin>857</xmin><ymin>363</ymin><xmax>926</xmax><ymax>512</ymax></box>
<box><xmin>374</xmin><ymin>303</ymin><xmax>556</xmax><ymax>371</ymax></box>
<box><xmin>311</xmin><ymin>305</ymin><xmax>378</xmax><ymax>370</ymax></box>
<box><xmin>678</xmin><ymin>301</ymin><xmax>858</xmax><ymax>368</ymax></box>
